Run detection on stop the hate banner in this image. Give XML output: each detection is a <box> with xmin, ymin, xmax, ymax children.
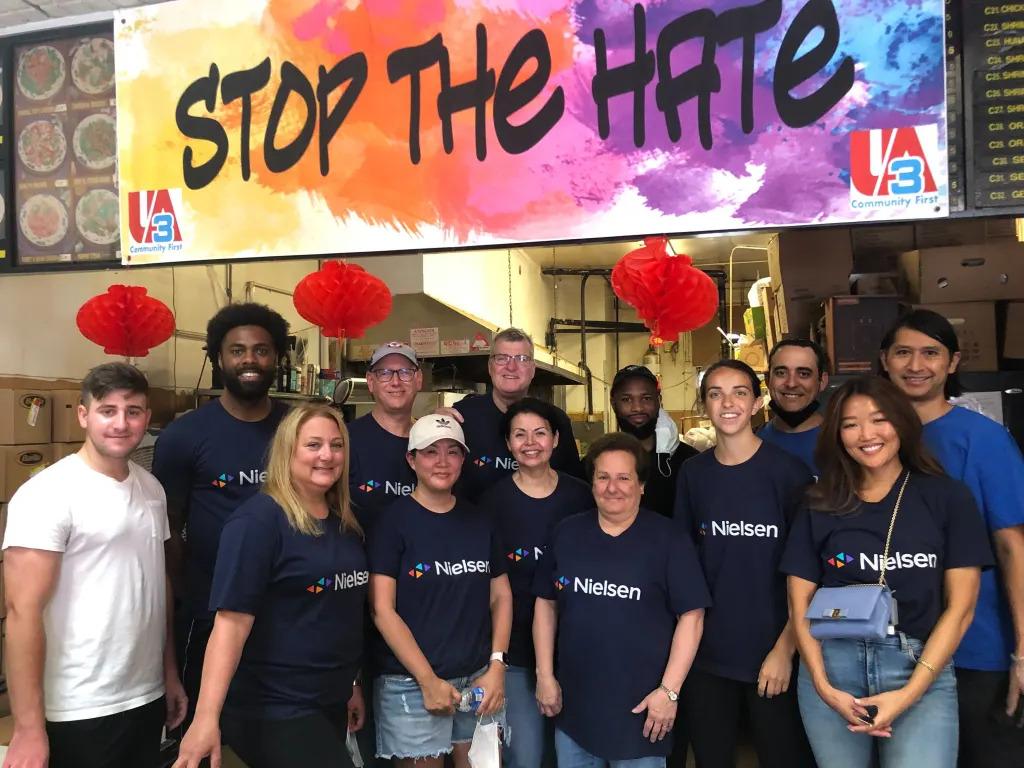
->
<box><xmin>115</xmin><ymin>0</ymin><xmax>948</xmax><ymax>264</ymax></box>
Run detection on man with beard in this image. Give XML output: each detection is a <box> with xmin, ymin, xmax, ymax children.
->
<box><xmin>610</xmin><ymin>364</ymin><xmax>697</xmax><ymax>517</ymax></box>
<box><xmin>153</xmin><ymin>303</ymin><xmax>290</xmax><ymax>728</ymax></box>
<box><xmin>758</xmin><ymin>340</ymin><xmax>828</xmax><ymax>476</ymax></box>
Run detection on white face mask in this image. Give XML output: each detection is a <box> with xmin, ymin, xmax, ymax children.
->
<box><xmin>654</xmin><ymin>409</ymin><xmax>679</xmax><ymax>455</ymax></box>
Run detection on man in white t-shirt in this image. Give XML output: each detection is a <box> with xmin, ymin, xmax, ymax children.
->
<box><xmin>2</xmin><ymin>363</ymin><xmax>188</xmax><ymax>768</ymax></box>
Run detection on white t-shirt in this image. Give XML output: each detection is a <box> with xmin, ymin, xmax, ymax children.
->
<box><xmin>2</xmin><ymin>454</ymin><xmax>169</xmax><ymax>722</ymax></box>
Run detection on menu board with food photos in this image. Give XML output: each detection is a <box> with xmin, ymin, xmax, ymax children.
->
<box><xmin>13</xmin><ymin>34</ymin><xmax>118</xmax><ymax>265</ymax></box>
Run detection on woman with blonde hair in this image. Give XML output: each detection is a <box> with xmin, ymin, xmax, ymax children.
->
<box><xmin>174</xmin><ymin>404</ymin><xmax>368</xmax><ymax>768</ymax></box>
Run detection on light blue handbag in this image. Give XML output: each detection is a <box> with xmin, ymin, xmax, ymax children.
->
<box><xmin>807</xmin><ymin>473</ymin><xmax>909</xmax><ymax>641</ymax></box>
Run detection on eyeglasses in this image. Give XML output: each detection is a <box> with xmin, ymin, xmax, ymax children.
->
<box><xmin>491</xmin><ymin>353</ymin><xmax>533</xmax><ymax>366</ymax></box>
<box><xmin>371</xmin><ymin>367</ymin><xmax>418</xmax><ymax>382</ymax></box>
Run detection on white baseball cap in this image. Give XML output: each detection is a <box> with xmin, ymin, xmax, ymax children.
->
<box><xmin>408</xmin><ymin>415</ymin><xmax>469</xmax><ymax>452</ymax></box>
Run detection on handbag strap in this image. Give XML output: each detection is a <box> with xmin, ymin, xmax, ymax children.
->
<box><xmin>877</xmin><ymin>472</ymin><xmax>911</xmax><ymax>587</ymax></box>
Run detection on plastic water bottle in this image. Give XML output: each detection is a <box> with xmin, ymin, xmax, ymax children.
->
<box><xmin>458</xmin><ymin>686</ymin><xmax>485</xmax><ymax>713</ymax></box>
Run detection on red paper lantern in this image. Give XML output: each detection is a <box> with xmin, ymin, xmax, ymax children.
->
<box><xmin>76</xmin><ymin>285</ymin><xmax>175</xmax><ymax>357</ymax></box>
<box><xmin>611</xmin><ymin>237</ymin><xmax>719</xmax><ymax>345</ymax></box>
<box><xmin>293</xmin><ymin>261</ymin><xmax>392</xmax><ymax>338</ymax></box>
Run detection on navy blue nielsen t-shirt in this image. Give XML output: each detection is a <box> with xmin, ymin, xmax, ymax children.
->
<box><xmin>153</xmin><ymin>399</ymin><xmax>290</xmax><ymax>617</ymax></box>
<box><xmin>533</xmin><ymin>510</ymin><xmax>710</xmax><ymax>761</ymax></box>
<box><xmin>453</xmin><ymin>394</ymin><xmax>583</xmax><ymax>501</ymax></box>
<box><xmin>674</xmin><ymin>442</ymin><xmax>811</xmax><ymax>683</ymax></box>
<box><xmin>211</xmin><ymin>494</ymin><xmax>368</xmax><ymax>719</ymax></box>
<box><xmin>781</xmin><ymin>472</ymin><xmax>994</xmax><ymax>642</ymax></box>
<box><xmin>758</xmin><ymin>422</ymin><xmax>821</xmax><ymax>478</ymax></box>
<box><xmin>478</xmin><ymin>473</ymin><xmax>593</xmax><ymax>668</ymax></box>
<box><xmin>347</xmin><ymin>413</ymin><xmax>416</xmax><ymax>533</ymax></box>
<box><xmin>369</xmin><ymin>495</ymin><xmax>506</xmax><ymax>679</ymax></box>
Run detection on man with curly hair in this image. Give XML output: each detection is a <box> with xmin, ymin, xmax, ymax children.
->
<box><xmin>153</xmin><ymin>303</ymin><xmax>291</xmax><ymax>728</ymax></box>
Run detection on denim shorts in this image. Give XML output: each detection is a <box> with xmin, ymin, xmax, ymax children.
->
<box><xmin>374</xmin><ymin>666</ymin><xmax>506</xmax><ymax>760</ymax></box>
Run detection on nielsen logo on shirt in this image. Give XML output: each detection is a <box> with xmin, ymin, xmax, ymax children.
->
<box><xmin>558</xmin><ymin>575</ymin><xmax>642</xmax><ymax>601</ymax></box>
<box><xmin>706</xmin><ymin>520</ymin><xmax>779</xmax><ymax>538</ymax></box>
<box><xmin>306</xmin><ymin>570</ymin><xmax>370</xmax><ymax>594</ymax></box>
<box><xmin>507</xmin><ymin>546</ymin><xmax>544</xmax><ymax>562</ymax></box>
<box><xmin>210</xmin><ymin>469</ymin><xmax>266</xmax><ymax>489</ymax></box>
<box><xmin>473</xmin><ymin>456</ymin><xmax>518</xmax><ymax>470</ymax></box>
<box><xmin>408</xmin><ymin>560</ymin><xmax>490</xmax><ymax>578</ymax></box>
<box><xmin>359</xmin><ymin>479</ymin><xmax>414</xmax><ymax>496</ymax></box>
<box><xmin>860</xmin><ymin>552</ymin><xmax>938</xmax><ymax>571</ymax></box>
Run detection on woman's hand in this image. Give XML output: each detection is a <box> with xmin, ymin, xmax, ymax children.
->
<box><xmin>172</xmin><ymin>716</ymin><xmax>222</xmax><ymax>768</ymax></box>
<box><xmin>816</xmin><ymin>682</ymin><xmax>892</xmax><ymax>737</ymax></box>
<box><xmin>348</xmin><ymin>683</ymin><xmax>366</xmax><ymax>732</ymax></box>
<box><xmin>472</xmin><ymin>663</ymin><xmax>507</xmax><ymax>717</ymax></box>
<box><xmin>632</xmin><ymin>688</ymin><xmax>677</xmax><ymax>743</ymax></box>
<box><xmin>757</xmin><ymin>645</ymin><xmax>793</xmax><ymax>698</ymax></box>
<box><xmin>535</xmin><ymin>672</ymin><xmax>562</xmax><ymax>717</ymax></box>
<box><xmin>420</xmin><ymin>675</ymin><xmax>461</xmax><ymax>715</ymax></box>
<box><xmin>847</xmin><ymin>689</ymin><xmax>914</xmax><ymax>736</ymax></box>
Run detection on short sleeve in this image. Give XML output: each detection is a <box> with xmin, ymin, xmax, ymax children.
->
<box><xmin>976</xmin><ymin>430</ymin><xmax>1024</xmax><ymax>532</ymax></box>
<box><xmin>489</xmin><ymin>522</ymin><xmax>507</xmax><ymax>578</ymax></box>
<box><xmin>209</xmin><ymin>511</ymin><xmax>278</xmax><ymax>614</ymax></box>
<box><xmin>779</xmin><ymin>507</ymin><xmax>823</xmax><ymax>584</ymax></box>
<box><xmin>943</xmin><ymin>481</ymin><xmax>996</xmax><ymax>570</ymax></box>
<box><xmin>532</xmin><ymin>526</ymin><xmax>559</xmax><ymax>600</ymax></box>
<box><xmin>672</xmin><ymin>466</ymin><xmax>696</xmax><ymax>540</ymax></box>
<box><xmin>783</xmin><ymin>462</ymin><xmax>814</xmax><ymax>526</ymax></box>
<box><xmin>664</xmin><ymin>526</ymin><xmax>711</xmax><ymax>615</ymax></box>
<box><xmin>367</xmin><ymin>507</ymin><xmax>404</xmax><ymax>578</ymax></box>
<box><xmin>152</xmin><ymin>425</ymin><xmax>194</xmax><ymax>532</ymax></box>
<box><xmin>3</xmin><ymin>477</ymin><xmax>71</xmax><ymax>553</ymax></box>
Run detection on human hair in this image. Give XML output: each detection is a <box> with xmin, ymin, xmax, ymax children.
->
<box><xmin>699</xmin><ymin>359</ymin><xmax>761</xmax><ymax>402</ymax></box>
<box><xmin>768</xmin><ymin>339</ymin><xmax>828</xmax><ymax>378</ymax></box>
<box><xmin>878</xmin><ymin>309</ymin><xmax>963</xmax><ymax>398</ymax></box>
<box><xmin>206</xmin><ymin>303</ymin><xmax>289</xmax><ymax>371</ymax></box>
<box><xmin>492</xmin><ymin>327</ymin><xmax>534</xmax><ymax>355</ymax></box>
<box><xmin>501</xmin><ymin>397</ymin><xmax>561</xmax><ymax>440</ymax></box>
<box><xmin>81</xmin><ymin>362</ymin><xmax>149</xmax><ymax>405</ymax></box>
<box><xmin>262</xmin><ymin>404</ymin><xmax>361</xmax><ymax>538</ymax></box>
<box><xmin>810</xmin><ymin>376</ymin><xmax>945</xmax><ymax>514</ymax></box>
<box><xmin>584</xmin><ymin>431</ymin><xmax>649</xmax><ymax>484</ymax></box>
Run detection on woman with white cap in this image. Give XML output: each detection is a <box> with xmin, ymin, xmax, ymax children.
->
<box><xmin>368</xmin><ymin>414</ymin><xmax>513</xmax><ymax>767</ymax></box>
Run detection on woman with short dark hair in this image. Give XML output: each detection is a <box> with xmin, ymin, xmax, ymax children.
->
<box><xmin>533</xmin><ymin>432</ymin><xmax>709</xmax><ymax>767</ymax></box>
<box><xmin>782</xmin><ymin>376</ymin><xmax>992</xmax><ymax>768</ymax></box>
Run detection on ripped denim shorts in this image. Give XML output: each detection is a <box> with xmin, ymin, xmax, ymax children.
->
<box><xmin>374</xmin><ymin>666</ymin><xmax>506</xmax><ymax>760</ymax></box>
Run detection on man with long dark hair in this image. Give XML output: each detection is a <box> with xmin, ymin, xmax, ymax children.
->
<box><xmin>153</xmin><ymin>302</ymin><xmax>291</xmax><ymax>728</ymax></box>
<box><xmin>880</xmin><ymin>309</ymin><xmax>1024</xmax><ymax>766</ymax></box>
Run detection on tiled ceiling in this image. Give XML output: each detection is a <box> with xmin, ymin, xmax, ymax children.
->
<box><xmin>0</xmin><ymin>0</ymin><xmax>160</xmax><ymax>29</ymax></box>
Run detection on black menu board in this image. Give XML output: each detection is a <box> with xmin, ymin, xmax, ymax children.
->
<box><xmin>12</xmin><ymin>34</ymin><xmax>118</xmax><ymax>265</ymax></box>
<box><xmin>946</xmin><ymin>0</ymin><xmax>966</xmax><ymax>211</ymax></box>
<box><xmin>964</xmin><ymin>0</ymin><xmax>1024</xmax><ymax>207</ymax></box>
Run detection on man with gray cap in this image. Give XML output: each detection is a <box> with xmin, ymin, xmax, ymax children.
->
<box><xmin>348</xmin><ymin>341</ymin><xmax>423</xmax><ymax>532</ymax></box>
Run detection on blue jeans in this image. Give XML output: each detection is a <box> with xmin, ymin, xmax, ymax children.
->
<box><xmin>797</xmin><ymin>634</ymin><xmax>958</xmax><ymax>768</ymax></box>
<box><xmin>504</xmin><ymin>665</ymin><xmax>553</xmax><ymax>768</ymax></box>
<box><xmin>555</xmin><ymin>728</ymin><xmax>666</xmax><ymax>768</ymax></box>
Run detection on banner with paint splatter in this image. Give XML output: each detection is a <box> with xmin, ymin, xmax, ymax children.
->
<box><xmin>115</xmin><ymin>0</ymin><xmax>948</xmax><ymax>265</ymax></box>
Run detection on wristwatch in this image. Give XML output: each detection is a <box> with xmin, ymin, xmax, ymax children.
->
<box><xmin>490</xmin><ymin>651</ymin><xmax>509</xmax><ymax>668</ymax></box>
<box><xmin>658</xmin><ymin>684</ymin><xmax>679</xmax><ymax>702</ymax></box>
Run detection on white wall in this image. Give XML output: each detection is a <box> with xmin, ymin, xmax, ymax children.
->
<box><xmin>0</xmin><ymin>258</ymin><xmax>320</xmax><ymax>388</ymax></box>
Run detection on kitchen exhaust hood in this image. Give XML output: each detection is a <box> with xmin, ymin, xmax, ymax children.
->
<box><xmin>345</xmin><ymin>252</ymin><xmax>585</xmax><ymax>388</ymax></box>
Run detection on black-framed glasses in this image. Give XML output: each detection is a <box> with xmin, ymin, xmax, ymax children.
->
<box><xmin>371</xmin><ymin>367</ymin><xmax>418</xmax><ymax>382</ymax></box>
<box><xmin>491</xmin><ymin>353</ymin><xmax>533</xmax><ymax>366</ymax></box>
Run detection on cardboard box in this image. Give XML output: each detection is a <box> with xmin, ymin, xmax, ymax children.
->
<box><xmin>50</xmin><ymin>390</ymin><xmax>85</xmax><ymax>443</ymax></box>
<box><xmin>825</xmin><ymin>296</ymin><xmax>902</xmax><ymax>374</ymax></box>
<box><xmin>735</xmin><ymin>341</ymin><xmax>768</xmax><ymax>372</ymax></box>
<box><xmin>769</xmin><ymin>229</ymin><xmax>853</xmax><ymax>300</ymax></box>
<box><xmin>0</xmin><ymin>445</ymin><xmax>53</xmax><ymax>503</ymax></box>
<box><xmin>1005</xmin><ymin>302</ymin><xmax>1024</xmax><ymax>359</ymax></box>
<box><xmin>0</xmin><ymin>504</ymin><xmax>6</xmax><ymax>559</ymax></box>
<box><xmin>51</xmin><ymin>442</ymin><xmax>82</xmax><ymax>461</ymax></box>
<box><xmin>743</xmin><ymin>307</ymin><xmax>766</xmax><ymax>340</ymax></box>
<box><xmin>914</xmin><ymin>302</ymin><xmax>998</xmax><ymax>372</ymax></box>
<box><xmin>901</xmin><ymin>243</ymin><xmax>1024</xmax><ymax>302</ymax></box>
<box><xmin>0</xmin><ymin>390</ymin><xmax>51</xmax><ymax>446</ymax></box>
<box><xmin>775</xmin><ymin>283</ymin><xmax>823</xmax><ymax>338</ymax></box>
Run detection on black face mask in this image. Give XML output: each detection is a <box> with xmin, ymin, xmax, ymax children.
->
<box><xmin>617</xmin><ymin>415</ymin><xmax>657</xmax><ymax>441</ymax></box>
<box><xmin>769</xmin><ymin>398</ymin><xmax>820</xmax><ymax>429</ymax></box>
